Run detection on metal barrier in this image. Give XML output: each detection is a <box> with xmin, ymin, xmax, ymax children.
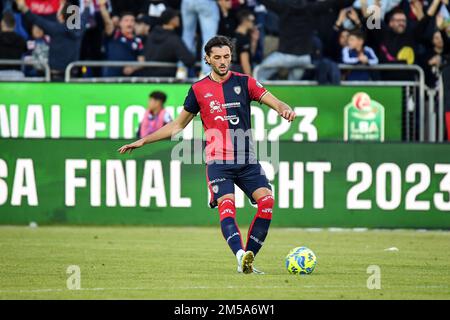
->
<box><xmin>429</xmin><ymin>74</ymin><xmax>446</xmax><ymax>142</ymax></box>
<box><xmin>65</xmin><ymin>60</ymin><xmax>201</xmax><ymax>83</ymax></box>
<box><xmin>254</xmin><ymin>63</ymin><xmax>426</xmax><ymax>141</ymax></box>
<box><xmin>0</xmin><ymin>59</ymin><xmax>51</xmax><ymax>82</ymax></box>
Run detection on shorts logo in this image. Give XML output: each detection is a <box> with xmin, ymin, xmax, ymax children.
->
<box><xmin>214</xmin><ymin>115</ymin><xmax>240</xmax><ymax>125</ymax></box>
<box><xmin>256</xmin><ymin>81</ymin><xmax>264</xmax><ymax>88</ymax></box>
<box><xmin>212</xmin><ymin>185</ymin><xmax>219</xmax><ymax>193</ymax></box>
<box><xmin>234</xmin><ymin>86</ymin><xmax>241</xmax><ymax>95</ymax></box>
<box><xmin>210</xmin><ymin>100</ymin><xmax>222</xmax><ymax>113</ymax></box>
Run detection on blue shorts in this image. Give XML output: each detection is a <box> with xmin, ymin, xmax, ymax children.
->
<box><xmin>206</xmin><ymin>162</ymin><xmax>272</xmax><ymax>209</ymax></box>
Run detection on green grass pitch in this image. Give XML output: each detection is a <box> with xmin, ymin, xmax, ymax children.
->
<box><xmin>0</xmin><ymin>226</ymin><xmax>449</xmax><ymax>299</ymax></box>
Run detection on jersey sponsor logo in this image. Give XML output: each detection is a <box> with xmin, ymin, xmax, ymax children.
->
<box><xmin>209</xmin><ymin>100</ymin><xmax>222</xmax><ymax>113</ymax></box>
<box><xmin>222</xmin><ymin>102</ymin><xmax>241</xmax><ymax>109</ymax></box>
<box><xmin>214</xmin><ymin>115</ymin><xmax>240</xmax><ymax>125</ymax></box>
<box><xmin>204</xmin><ymin>92</ymin><xmax>213</xmax><ymax>98</ymax></box>
<box><xmin>234</xmin><ymin>86</ymin><xmax>241</xmax><ymax>95</ymax></box>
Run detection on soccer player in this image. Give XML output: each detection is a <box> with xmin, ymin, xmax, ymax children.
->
<box><xmin>118</xmin><ymin>36</ymin><xmax>296</xmax><ymax>274</ymax></box>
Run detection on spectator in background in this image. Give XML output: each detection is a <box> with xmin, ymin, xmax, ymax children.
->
<box><xmin>0</xmin><ymin>11</ymin><xmax>26</xmax><ymax>79</ymax></box>
<box><xmin>359</xmin><ymin>1</ymin><xmax>429</xmax><ymax>71</ymax></box>
<box><xmin>137</xmin><ymin>91</ymin><xmax>172</xmax><ymax>138</ymax></box>
<box><xmin>420</xmin><ymin>13</ymin><xmax>450</xmax><ymax>86</ymax></box>
<box><xmin>217</xmin><ymin>0</ymin><xmax>237</xmax><ymax>38</ymax></box>
<box><xmin>23</xmin><ymin>24</ymin><xmax>49</xmax><ymax>76</ymax></box>
<box><xmin>181</xmin><ymin>0</ymin><xmax>219</xmax><ymax>77</ymax></box>
<box><xmin>329</xmin><ymin>9</ymin><xmax>352</xmax><ymax>62</ymax></box>
<box><xmin>135</xmin><ymin>14</ymin><xmax>151</xmax><ymax>43</ymax></box>
<box><xmin>15</xmin><ymin>0</ymin><xmax>90</xmax><ymax>80</ymax></box>
<box><xmin>256</xmin><ymin>0</ymin><xmax>353</xmax><ymax>80</ymax></box>
<box><xmin>231</xmin><ymin>9</ymin><xmax>258</xmax><ymax>75</ymax></box>
<box><xmin>342</xmin><ymin>29</ymin><xmax>378</xmax><ymax>80</ymax></box>
<box><xmin>138</xmin><ymin>8</ymin><xmax>195</xmax><ymax>77</ymax></box>
<box><xmin>360</xmin><ymin>0</ymin><xmax>444</xmax><ymax>80</ymax></box>
<box><xmin>99</xmin><ymin>0</ymin><xmax>145</xmax><ymax>77</ymax></box>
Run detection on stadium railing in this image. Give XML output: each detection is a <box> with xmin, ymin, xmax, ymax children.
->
<box><xmin>0</xmin><ymin>59</ymin><xmax>51</xmax><ymax>82</ymax></box>
<box><xmin>64</xmin><ymin>60</ymin><xmax>202</xmax><ymax>83</ymax></box>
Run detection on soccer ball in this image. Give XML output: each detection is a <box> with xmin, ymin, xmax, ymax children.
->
<box><xmin>285</xmin><ymin>246</ymin><xmax>317</xmax><ymax>275</ymax></box>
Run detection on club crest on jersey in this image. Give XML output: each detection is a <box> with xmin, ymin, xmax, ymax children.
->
<box><xmin>209</xmin><ymin>100</ymin><xmax>222</xmax><ymax>113</ymax></box>
<box><xmin>234</xmin><ymin>86</ymin><xmax>241</xmax><ymax>95</ymax></box>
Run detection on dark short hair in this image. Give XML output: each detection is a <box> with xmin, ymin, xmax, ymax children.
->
<box><xmin>119</xmin><ymin>11</ymin><xmax>135</xmax><ymax>20</ymax></box>
<box><xmin>160</xmin><ymin>8</ymin><xmax>179</xmax><ymax>25</ymax></box>
<box><xmin>1</xmin><ymin>11</ymin><xmax>16</xmax><ymax>29</ymax></box>
<box><xmin>204</xmin><ymin>36</ymin><xmax>234</xmax><ymax>56</ymax></box>
<box><xmin>149</xmin><ymin>91</ymin><xmax>167</xmax><ymax>104</ymax></box>
<box><xmin>348</xmin><ymin>29</ymin><xmax>365</xmax><ymax>41</ymax></box>
<box><xmin>387</xmin><ymin>8</ymin><xmax>406</xmax><ymax>22</ymax></box>
<box><xmin>236</xmin><ymin>9</ymin><xmax>254</xmax><ymax>25</ymax></box>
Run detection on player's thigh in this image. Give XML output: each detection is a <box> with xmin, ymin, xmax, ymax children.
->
<box><xmin>206</xmin><ymin>164</ymin><xmax>235</xmax><ymax>208</ymax></box>
<box><xmin>235</xmin><ymin>163</ymin><xmax>272</xmax><ymax>204</ymax></box>
<box><xmin>252</xmin><ymin>187</ymin><xmax>272</xmax><ymax>202</ymax></box>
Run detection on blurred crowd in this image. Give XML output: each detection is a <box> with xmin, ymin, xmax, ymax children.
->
<box><xmin>0</xmin><ymin>0</ymin><xmax>449</xmax><ymax>87</ymax></box>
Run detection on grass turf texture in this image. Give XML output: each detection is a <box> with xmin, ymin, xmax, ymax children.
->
<box><xmin>0</xmin><ymin>226</ymin><xmax>449</xmax><ymax>300</ymax></box>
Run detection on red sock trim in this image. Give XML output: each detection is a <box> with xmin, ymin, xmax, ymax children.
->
<box><xmin>218</xmin><ymin>198</ymin><xmax>236</xmax><ymax>221</ymax></box>
<box><xmin>256</xmin><ymin>195</ymin><xmax>274</xmax><ymax>220</ymax></box>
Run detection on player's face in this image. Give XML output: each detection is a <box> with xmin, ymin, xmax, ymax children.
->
<box><xmin>206</xmin><ymin>46</ymin><xmax>232</xmax><ymax>77</ymax></box>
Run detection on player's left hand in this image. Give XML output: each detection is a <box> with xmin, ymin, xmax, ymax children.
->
<box><xmin>279</xmin><ymin>107</ymin><xmax>296</xmax><ymax>122</ymax></box>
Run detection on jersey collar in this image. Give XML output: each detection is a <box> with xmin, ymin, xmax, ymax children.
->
<box><xmin>208</xmin><ymin>71</ymin><xmax>233</xmax><ymax>84</ymax></box>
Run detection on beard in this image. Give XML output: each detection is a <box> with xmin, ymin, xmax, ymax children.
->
<box><xmin>212</xmin><ymin>64</ymin><xmax>229</xmax><ymax>76</ymax></box>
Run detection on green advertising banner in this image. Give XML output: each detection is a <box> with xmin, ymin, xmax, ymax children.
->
<box><xmin>0</xmin><ymin>139</ymin><xmax>449</xmax><ymax>228</ymax></box>
<box><xmin>0</xmin><ymin>83</ymin><xmax>403</xmax><ymax>141</ymax></box>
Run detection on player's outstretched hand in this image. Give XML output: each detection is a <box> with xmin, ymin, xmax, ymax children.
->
<box><xmin>279</xmin><ymin>107</ymin><xmax>296</xmax><ymax>122</ymax></box>
<box><xmin>117</xmin><ymin>140</ymin><xmax>144</xmax><ymax>154</ymax></box>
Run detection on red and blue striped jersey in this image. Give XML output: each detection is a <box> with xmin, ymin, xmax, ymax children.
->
<box><xmin>183</xmin><ymin>72</ymin><xmax>268</xmax><ymax>163</ymax></box>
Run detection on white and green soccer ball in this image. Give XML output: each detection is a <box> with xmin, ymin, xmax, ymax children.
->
<box><xmin>285</xmin><ymin>246</ymin><xmax>317</xmax><ymax>275</ymax></box>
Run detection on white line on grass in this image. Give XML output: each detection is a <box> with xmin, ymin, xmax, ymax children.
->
<box><xmin>1</xmin><ymin>284</ymin><xmax>449</xmax><ymax>294</ymax></box>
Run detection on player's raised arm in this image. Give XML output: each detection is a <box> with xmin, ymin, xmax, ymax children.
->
<box><xmin>117</xmin><ymin>109</ymin><xmax>195</xmax><ymax>154</ymax></box>
<box><xmin>260</xmin><ymin>92</ymin><xmax>296</xmax><ymax>122</ymax></box>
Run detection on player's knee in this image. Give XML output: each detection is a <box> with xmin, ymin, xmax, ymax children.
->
<box><xmin>218</xmin><ymin>197</ymin><xmax>236</xmax><ymax>221</ymax></box>
<box><xmin>256</xmin><ymin>195</ymin><xmax>274</xmax><ymax>220</ymax></box>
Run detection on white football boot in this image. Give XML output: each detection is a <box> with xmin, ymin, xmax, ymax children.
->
<box><xmin>236</xmin><ymin>251</ymin><xmax>265</xmax><ymax>274</ymax></box>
